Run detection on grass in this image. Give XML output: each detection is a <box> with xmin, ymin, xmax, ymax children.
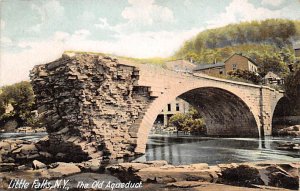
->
<box><xmin>63</xmin><ymin>50</ymin><xmax>175</xmax><ymax>67</ymax></box>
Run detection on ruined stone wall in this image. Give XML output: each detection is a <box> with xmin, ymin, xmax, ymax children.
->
<box><xmin>30</xmin><ymin>53</ymin><xmax>152</xmax><ymax>162</ymax></box>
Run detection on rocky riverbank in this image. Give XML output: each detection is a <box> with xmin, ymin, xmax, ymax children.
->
<box><xmin>0</xmin><ymin>158</ymin><xmax>299</xmax><ymax>190</ymax></box>
<box><xmin>0</xmin><ymin>138</ymin><xmax>299</xmax><ymax>190</ymax></box>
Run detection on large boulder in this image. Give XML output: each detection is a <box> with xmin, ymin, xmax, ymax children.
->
<box><xmin>107</xmin><ymin>161</ymin><xmax>218</xmax><ymax>184</ymax></box>
<box><xmin>220</xmin><ymin>164</ymin><xmax>264</xmax><ymax>186</ymax></box>
<box><xmin>266</xmin><ymin>164</ymin><xmax>299</xmax><ymax>190</ymax></box>
<box><xmin>278</xmin><ymin>125</ymin><xmax>300</xmax><ymax>136</ymax></box>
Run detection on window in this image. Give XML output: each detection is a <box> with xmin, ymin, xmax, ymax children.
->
<box><xmin>176</xmin><ymin>103</ymin><xmax>180</xmax><ymax>111</ymax></box>
<box><xmin>167</xmin><ymin>104</ymin><xmax>171</xmax><ymax>111</ymax></box>
<box><xmin>232</xmin><ymin>64</ymin><xmax>237</xmax><ymax>70</ymax></box>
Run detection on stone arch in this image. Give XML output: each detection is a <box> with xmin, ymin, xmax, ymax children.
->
<box><xmin>271</xmin><ymin>96</ymin><xmax>290</xmax><ymax>135</ymax></box>
<box><xmin>134</xmin><ymin>83</ymin><xmax>260</xmax><ymax>154</ymax></box>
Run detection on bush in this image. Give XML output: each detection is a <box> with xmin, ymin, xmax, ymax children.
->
<box><xmin>228</xmin><ymin>69</ymin><xmax>262</xmax><ymax>84</ymax></box>
<box><xmin>169</xmin><ymin>107</ymin><xmax>206</xmax><ymax>135</ymax></box>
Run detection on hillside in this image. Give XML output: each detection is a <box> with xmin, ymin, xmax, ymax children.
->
<box><xmin>175</xmin><ymin>19</ymin><xmax>300</xmax><ymax>76</ymax></box>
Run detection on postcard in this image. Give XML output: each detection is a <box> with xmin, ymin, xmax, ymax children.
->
<box><xmin>0</xmin><ymin>0</ymin><xmax>299</xmax><ymax>190</ymax></box>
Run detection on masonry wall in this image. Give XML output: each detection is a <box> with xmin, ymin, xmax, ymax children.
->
<box><xmin>30</xmin><ymin>53</ymin><xmax>152</xmax><ymax>162</ymax></box>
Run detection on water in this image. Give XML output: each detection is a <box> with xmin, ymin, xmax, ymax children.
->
<box><xmin>134</xmin><ymin>135</ymin><xmax>300</xmax><ymax>165</ymax></box>
<box><xmin>1</xmin><ymin>133</ymin><xmax>299</xmax><ymax>165</ymax></box>
<box><xmin>0</xmin><ymin>132</ymin><xmax>47</xmax><ymax>142</ymax></box>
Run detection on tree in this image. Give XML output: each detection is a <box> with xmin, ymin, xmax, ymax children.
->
<box><xmin>169</xmin><ymin>107</ymin><xmax>206</xmax><ymax>135</ymax></box>
<box><xmin>284</xmin><ymin>67</ymin><xmax>300</xmax><ymax>115</ymax></box>
<box><xmin>228</xmin><ymin>69</ymin><xmax>262</xmax><ymax>84</ymax></box>
<box><xmin>0</xmin><ymin>81</ymin><xmax>38</xmax><ymax>127</ymax></box>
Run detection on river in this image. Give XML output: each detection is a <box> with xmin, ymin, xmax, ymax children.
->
<box><xmin>1</xmin><ymin>133</ymin><xmax>299</xmax><ymax>165</ymax></box>
<box><xmin>134</xmin><ymin>134</ymin><xmax>300</xmax><ymax>165</ymax></box>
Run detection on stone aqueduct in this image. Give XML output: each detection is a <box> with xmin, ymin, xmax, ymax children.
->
<box><xmin>31</xmin><ymin>53</ymin><xmax>284</xmax><ymax>162</ymax></box>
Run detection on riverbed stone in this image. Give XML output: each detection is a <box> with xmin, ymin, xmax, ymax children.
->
<box><xmin>265</xmin><ymin>164</ymin><xmax>299</xmax><ymax>190</ymax></box>
<box><xmin>278</xmin><ymin>125</ymin><xmax>300</xmax><ymax>136</ymax></box>
<box><xmin>32</xmin><ymin>160</ymin><xmax>47</xmax><ymax>169</ymax></box>
<box><xmin>220</xmin><ymin>164</ymin><xmax>264</xmax><ymax>186</ymax></box>
<box><xmin>48</xmin><ymin>162</ymin><xmax>81</xmax><ymax>177</ymax></box>
<box><xmin>0</xmin><ymin>163</ymin><xmax>17</xmax><ymax>172</ymax></box>
<box><xmin>107</xmin><ymin>162</ymin><xmax>218</xmax><ymax>184</ymax></box>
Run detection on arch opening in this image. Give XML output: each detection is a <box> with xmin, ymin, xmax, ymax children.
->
<box><xmin>177</xmin><ymin>87</ymin><xmax>259</xmax><ymax>137</ymax></box>
<box><xmin>271</xmin><ymin>97</ymin><xmax>296</xmax><ymax>135</ymax></box>
<box><xmin>134</xmin><ymin>86</ymin><xmax>260</xmax><ymax>154</ymax></box>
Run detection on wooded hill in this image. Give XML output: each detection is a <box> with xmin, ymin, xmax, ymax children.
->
<box><xmin>175</xmin><ymin>19</ymin><xmax>300</xmax><ymax>76</ymax></box>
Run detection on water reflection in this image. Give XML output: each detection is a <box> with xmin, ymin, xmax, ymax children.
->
<box><xmin>0</xmin><ymin>132</ymin><xmax>47</xmax><ymax>142</ymax></box>
<box><xmin>134</xmin><ymin>135</ymin><xmax>300</xmax><ymax>165</ymax></box>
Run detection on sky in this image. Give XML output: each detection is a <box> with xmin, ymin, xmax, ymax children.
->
<box><xmin>0</xmin><ymin>0</ymin><xmax>300</xmax><ymax>85</ymax></box>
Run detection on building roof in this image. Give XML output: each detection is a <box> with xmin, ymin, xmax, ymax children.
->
<box><xmin>193</xmin><ymin>62</ymin><xmax>225</xmax><ymax>71</ymax></box>
<box><xmin>263</xmin><ymin>71</ymin><xmax>282</xmax><ymax>79</ymax></box>
<box><xmin>165</xmin><ymin>59</ymin><xmax>197</xmax><ymax>71</ymax></box>
<box><xmin>224</xmin><ymin>53</ymin><xmax>258</xmax><ymax>66</ymax></box>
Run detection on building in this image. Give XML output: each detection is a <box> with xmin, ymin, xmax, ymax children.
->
<box><xmin>193</xmin><ymin>62</ymin><xmax>225</xmax><ymax>75</ymax></box>
<box><xmin>262</xmin><ymin>71</ymin><xmax>284</xmax><ymax>85</ymax></box>
<box><xmin>193</xmin><ymin>53</ymin><xmax>258</xmax><ymax>75</ymax></box>
<box><xmin>224</xmin><ymin>53</ymin><xmax>258</xmax><ymax>73</ymax></box>
<box><xmin>154</xmin><ymin>98</ymin><xmax>190</xmax><ymax>127</ymax></box>
<box><xmin>165</xmin><ymin>59</ymin><xmax>196</xmax><ymax>72</ymax></box>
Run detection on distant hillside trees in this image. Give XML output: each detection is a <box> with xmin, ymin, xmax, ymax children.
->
<box><xmin>175</xmin><ymin>19</ymin><xmax>299</xmax><ymax>76</ymax></box>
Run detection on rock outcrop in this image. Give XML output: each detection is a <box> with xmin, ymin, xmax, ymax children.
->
<box><xmin>30</xmin><ymin>52</ymin><xmax>153</xmax><ymax>162</ymax></box>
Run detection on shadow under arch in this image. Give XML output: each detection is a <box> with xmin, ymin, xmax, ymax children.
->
<box><xmin>178</xmin><ymin>87</ymin><xmax>259</xmax><ymax>137</ymax></box>
<box><xmin>271</xmin><ymin>96</ymin><xmax>293</xmax><ymax>135</ymax></box>
<box><xmin>134</xmin><ymin>85</ymin><xmax>260</xmax><ymax>154</ymax></box>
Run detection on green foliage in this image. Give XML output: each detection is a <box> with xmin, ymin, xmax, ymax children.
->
<box><xmin>245</xmin><ymin>49</ymin><xmax>291</xmax><ymax>76</ymax></box>
<box><xmin>228</xmin><ymin>69</ymin><xmax>262</xmax><ymax>84</ymax></box>
<box><xmin>175</xmin><ymin>19</ymin><xmax>299</xmax><ymax>76</ymax></box>
<box><xmin>176</xmin><ymin>19</ymin><xmax>299</xmax><ymax>57</ymax></box>
<box><xmin>0</xmin><ymin>81</ymin><xmax>38</xmax><ymax>127</ymax></box>
<box><xmin>284</xmin><ymin>67</ymin><xmax>300</xmax><ymax>115</ymax></box>
<box><xmin>169</xmin><ymin>107</ymin><xmax>206</xmax><ymax>135</ymax></box>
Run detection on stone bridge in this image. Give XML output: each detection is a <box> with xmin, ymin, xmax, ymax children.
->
<box><xmin>30</xmin><ymin>53</ymin><xmax>284</xmax><ymax>162</ymax></box>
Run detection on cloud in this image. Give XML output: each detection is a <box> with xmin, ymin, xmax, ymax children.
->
<box><xmin>121</xmin><ymin>0</ymin><xmax>174</xmax><ymax>25</ymax></box>
<box><xmin>261</xmin><ymin>0</ymin><xmax>284</xmax><ymax>6</ymax></box>
<box><xmin>27</xmin><ymin>24</ymin><xmax>42</xmax><ymax>33</ymax></box>
<box><xmin>184</xmin><ymin>0</ymin><xmax>192</xmax><ymax>7</ymax></box>
<box><xmin>28</xmin><ymin>0</ymin><xmax>64</xmax><ymax>33</ymax></box>
<box><xmin>0</xmin><ymin>27</ymin><xmax>202</xmax><ymax>85</ymax></box>
<box><xmin>0</xmin><ymin>20</ymin><xmax>5</xmax><ymax>29</ymax></box>
<box><xmin>0</xmin><ymin>36</ymin><xmax>12</xmax><ymax>46</ymax></box>
<box><xmin>207</xmin><ymin>0</ymin><xmax>282</xmax><ymax>28</ymax></box>
<box><xmin>94</xmin><ymin>0</ymin><xmax>175</xmax><ymax>34</ymax></box>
